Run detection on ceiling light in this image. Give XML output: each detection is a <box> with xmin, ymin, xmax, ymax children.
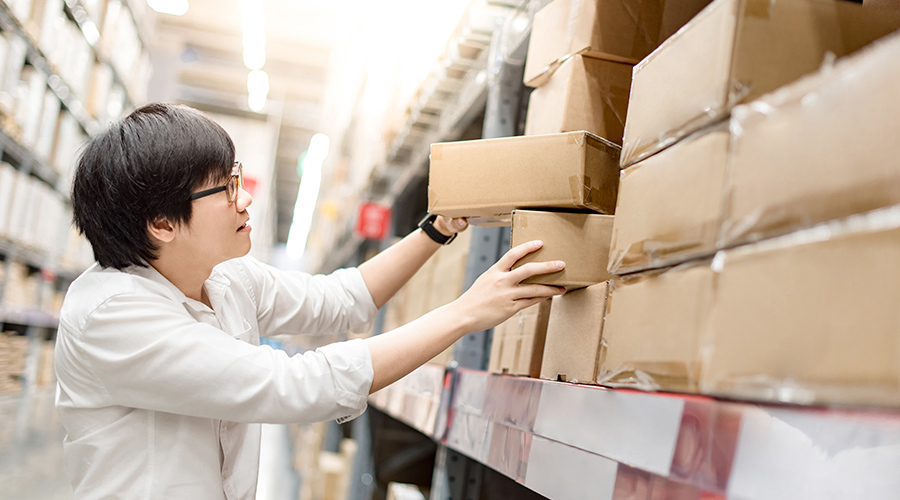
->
<box><xmin>286</xmin><ymin>134</ymin><xmax>331</xmax><ymax>260</ymax></box>
<box><xmin>147</xmin><ymin>0</ymin><xmax>188</xmax><ymax>16</ymax></box>
<box><xmin>247</xmin><ymin>70</ymin><xmax>269</xmax><ymax>112</ymax></box>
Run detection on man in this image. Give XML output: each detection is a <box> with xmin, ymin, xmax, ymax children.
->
<box><xmin>56</xmin><ymin>103</ymin><xmax>564</xmax><ymax>499</ymax></box>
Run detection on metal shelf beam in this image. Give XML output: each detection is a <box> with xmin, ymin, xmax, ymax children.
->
<box><xmin>371</xmin><ymin>367</ymin><xmax>900</xmax><ymax>500</ymax></box>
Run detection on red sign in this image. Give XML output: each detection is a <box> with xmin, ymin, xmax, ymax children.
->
<box><xmin>354</xmin><ymin>202</ymin><xmax>392</xmax><ymax>240</ymax></box>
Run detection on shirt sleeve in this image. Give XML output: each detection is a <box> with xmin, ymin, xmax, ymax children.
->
<box><xmin>70</xmin><ymin>291</ymin><xmax>374</xmax><ymax>424</ymax></box>
<box><xmin>231</xmin><ymin>257</ymin><xmax>378</xmax><ymax>337</ymax></box>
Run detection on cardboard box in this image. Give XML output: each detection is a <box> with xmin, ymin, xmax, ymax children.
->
<box><xmin>524</xmin><ymin>55</ymin><xmax>633</xmax><ymax>145</ymax></box>
<box><xmin>540</xmin><ymin>281</ymin><xmax>609</xmax><ymax>384</ymax></box>
<box><xmin>426</xmin><ymin>229</ymin><xmax>472</xmax><ymax>311</ymax></box>
<box><xmin>719</xmin><ymin>28</ymin><xmax>900</xmax><ymax>248</ymax></box>
<box><xmin>621</xmin><ymin>0</ymin><xmax>900</xmax><ymax>167</ymax></box>
<box><xmin>511</xmin><ymin>209</ymin><xmax>614</xmax><ymax>288</ymax></box>
<box><xmin>609</xmin><ymin>123</ymin><xmax>729</xmax><ymax>275</ymax></box>
<box><xmin>598</xmin><ymin>261</ymin><xmax>714</xmax><ymax>392</ymax></box>
<box><xmin>523</xmin><ymin>0</ymin><xmax>713</xmax><ymax>86</ymax></box>
<box><xmin>488</xmin><ymin>301</ymin><xmax>552</xmax><ymax>378</ymax></box>
<box><xmin>429</xmin><ymin>132</ymin><xmax>621</xmax><ymax>226</ymax></box>
<box><xmin>865</xmin><ymin>0</ymin><xmax>900</xmax><ymax>9</ymax></box>
<box><xmin>704</xmin><ymin>210</ymin><xmax>900</xmax><ymax>407</ymax></box>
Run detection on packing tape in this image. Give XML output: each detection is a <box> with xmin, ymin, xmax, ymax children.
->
<box><xmin>744</xmin><ymin>0</ymin><xmax>773</xmax><ymax>19</ymax></box>
<box><xmin>617</xmin><ymin>0</ymin><xmax>645</xmax><ymax>56</ymax></box>
<box><xmin>606</xmin><ymin>86</ymin><xmax>630</xmax><ymax>129</ymax></box>
<box><xmin>430</xmin><ymin>144</ymin><xmax>443</xmax><ymax>161</ymax></box>
<box><xmin>589</xmin><ymin>187</ymin><xmax>601</xmax><ymax>208</ymax></box>
<box><xmin>567</xmin><ymin>131</ymin><xmax>585</xmax><ymax>145</ymax></box>
<box><xmin>569</xmin><ymin>174</ymin><xmax>582</xmax><ymax>202</ymax></box>
<box><xmin>515</xmin><ymin>213</ymin><xmax>528</xmax><ymax>229</ymax></box>
<box><xmin>427</xmin><ymin>188</ymin><xmax>438</xmax><ymax>211</ymax></box>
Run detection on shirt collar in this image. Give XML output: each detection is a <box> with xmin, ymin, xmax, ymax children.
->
<box><xmin>128</xmin><ymin>263</ymin><xmax>231</xmax><ymax>310</ymax></box>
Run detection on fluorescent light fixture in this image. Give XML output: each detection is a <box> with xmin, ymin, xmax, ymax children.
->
<box><xmin>81</xmin><ymin>20</ymin><xmax>101</xmax><ymax>45</ymax></box>
<box><xmin>147</xmin><ymin>0</ymin><xmax>188</xmax><ymax>16</ymax></box>
<box><xmin>247</xmin><ymin>70</ymin><xmax>269</xmax><ymax>112</ymax></box>
<box><xmin>285</xmin><ymin>134</ymin><xmax>331</xmax><ymax>260</ymax></box>
<box><xmin>242</xmin><ymin>33</ymin><xmax>266</xmax><ymax>69</ymax></box>
<box><xmin>239</xmin><ymin>0</ymin><xmax>266</xmax><ymax>70</ymax></box>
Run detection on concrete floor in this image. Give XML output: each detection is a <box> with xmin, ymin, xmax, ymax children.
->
<box><xmin>0</xmin><ymin>385</ymin><xmax>299</xmax><ymax>499</ymax></box>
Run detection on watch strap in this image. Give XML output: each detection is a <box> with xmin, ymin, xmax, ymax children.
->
<box><xmin>418</xmin><ymin>214</ymin><xmax>456</xmax><ymax>245</ymax></box>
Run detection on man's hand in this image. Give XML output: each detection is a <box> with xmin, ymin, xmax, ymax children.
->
<box><xmin>448</xmin><ymin>239</ymin><xmax>566</xmax><ymax>333</ymax></box>
<box><xmin>433</xmin><ymin>216</ymin><xmax>468</xmax><ymax>238</ymax></box>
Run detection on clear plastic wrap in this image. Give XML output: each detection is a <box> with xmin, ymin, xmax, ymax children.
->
<box><xmin>718</xmin><ymin>28</ymin><xmax>900</xmax><ymax>249</ymax></box>
<box><xmin>620</xmin><ymin>0</ymin><xmax>900</xmax><ymax>167</ymax></box>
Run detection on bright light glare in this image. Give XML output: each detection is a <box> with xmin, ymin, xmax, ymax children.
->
<box><xmin>286</xmin><ymin>134</ymin><xmax>331</xmax><ymax>260</ymax></box>
<box><xmin>247</xmin><ymin>70</ymin><xmax>269</xmax><ymax>112</ymax></box>
<box><xmin>147</xmin><ymin>0</ymin><xmax>188</xmax><ymax>16</ymax></box>
<box><xmin>81</xmin><ymin>20</ymin><xmax>101</xmax><ymax>45</ymax></box>
<box><xmin>240</xmin><ymin>0</ymin><xmax>266</xmax><ymax>70</ymax></box>
<box><xmin>242</xmin><ymin>33</ymin><xmax>266</xmax><ymax>69</ymax></box>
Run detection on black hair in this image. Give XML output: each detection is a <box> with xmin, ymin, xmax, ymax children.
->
<box><xmin>71</xmin><ymin>103</ymin><xmax>235</xmax><ymax>269</ymax></box>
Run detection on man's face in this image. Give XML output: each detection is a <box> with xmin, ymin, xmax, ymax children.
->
<box><xmin>177</xmin><ymin>170</ymin><xmax>254</xmax><ymax>267</ymax></box>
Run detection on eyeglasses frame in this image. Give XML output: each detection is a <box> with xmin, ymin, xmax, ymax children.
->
<box><xmin>190</xmin><ymin>162</ymin><xmax>243</xmax><ymax>203</ymax></box>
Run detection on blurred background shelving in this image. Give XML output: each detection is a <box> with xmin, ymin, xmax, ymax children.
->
<box><xmin>3</xmin><ymin>0</ymin><xmax>900</xmax><ymax>499</ymax></box>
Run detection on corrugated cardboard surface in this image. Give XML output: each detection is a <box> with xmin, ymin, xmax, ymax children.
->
<box><xmin>428</xmin><ymin>132</ymin><xmax>621</xmax><ymax>226</ymax></box>
<box><xmin>524</xmin><ymin>55</ymin><xmax>633</xmax><ymax>145</ymax></box>
<box><xmin>704</xmin><ymin>213</ymin><xmax>900</xmax><ymax>407</ymax></box>
<box><xmin>488</xmin><ymin>301</ymin><xmax>552</xmax><ymax>378</ymax></box>
<box><xmin>598</xmin><ymin>261</ymin><xmax>714</xmax><ymax>392</ymax></box>
<box><xmin>621</xmin><ymin>0</ymin><xmax>900</xmax><ymax>167</ymax></box>
<box><xmin>719</xmin><ymin>29</ymin><xmax>900</xmax><ymax>248</ymax></box>
<box><xmin>381</xmin><ymin>231</ymin><xmax>472</xmax><ymax>366</ymax></box>
<box><xmin>540</xmin><ymin>282</ymin><xmax>609</xmax><ymax>384</ymax></box>
<box><xmin>609</xmin><ymin>123</ymin><xmax>729</xmax><ymax>275</ymax></box>
<box><xmin>511</xmin><ymin>209</ymin><xmax>614</xmax><ymax>288</ymax></box>
<box><xmin>523</xmin><ymin>0</ymin><xmax>713</xmax><ymax>86</ymax></box>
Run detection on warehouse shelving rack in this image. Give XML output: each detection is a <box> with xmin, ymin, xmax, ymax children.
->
<box><xmin>370</xmin><ymin>364</ymin><xmax>900</xmax><ymax>500</ymax></box>
<box><xmin>319</xmin><ymin>1</ymin><xmax>900</xmax><ymax>499</ymax></box>
<box><xmin>0</xmin><ymin>0</ymin><xmax>148</xmax><ymax>392</ymax></box>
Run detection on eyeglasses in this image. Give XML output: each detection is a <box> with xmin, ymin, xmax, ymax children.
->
<box><xmin>190</xmin><ymin>162</ymin><xmax>243</xmax><ymax>203</ymax></box>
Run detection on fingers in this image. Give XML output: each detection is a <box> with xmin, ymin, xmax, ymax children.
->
<box><xmin>508</xmin><ymin>260</ymin><xmax>565</xmax><ymax>284</ymax></box>
<box><xmin>449</xmin><ymin>217</ymin><xmax>468</xmax><ymax>232</ymax></box>
<box><xmin>513</xmin><ymin>296</ymin><xmax>551</xmax><ymax>312</ymax></box>
<box><xmin>496</xmin><ymin>240</ymin><xmax>543</xmax><ymax>270</ymax></box>
<box><xmin>434</xmin><ymin>215</ymin><xmax>468</xmax><ymax>235</ymax></box>
<box><xmin>514</xmin><ymin>284</ymin><xmax>566</xmax><ymax>299</ymax></box>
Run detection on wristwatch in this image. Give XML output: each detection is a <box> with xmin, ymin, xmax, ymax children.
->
<box><xmin>418</xmin><ymin>213</ymin><xmax>457</xmax><ymax>245</ymax></box>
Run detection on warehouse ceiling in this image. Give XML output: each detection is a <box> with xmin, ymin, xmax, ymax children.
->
<box><xmin>148</xmin><ymin>0</ymin><xmax>340</xmax><ymax>244</ymax></box>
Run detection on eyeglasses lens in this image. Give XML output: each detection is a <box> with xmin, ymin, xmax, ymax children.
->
<box><xmin>227</xmin><ymin>163</ymin><xmax>243</xmax><ymax>203</ymax></box>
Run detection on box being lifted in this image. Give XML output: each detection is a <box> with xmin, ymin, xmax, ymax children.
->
<box><xmin>511</xmin><ymin>209</ymin><xmax>614</xmax><ymax>289</ymax></box>
<box><xmin>540</xmin><ymin>281</ymin><xmax>609</xmax><ymax>384</ymax></box>
<box><xmin>524</xmin><ymin>55</ymin><xmax>633</xmax><ymax>145</ymax></box>
<box><xmin>620</xmin><ymin>0</ymin><xmax>900</xmax><ymax>167</ymax></box>
<box><xmin>429</xmin><ymin>132</ymin><xmax>620</xmax><ymax>226</ymax></box>
<box><xmin>523</xmin><ymin>0</ymin><xmax>713</xmax><ymax>86</ymax></box>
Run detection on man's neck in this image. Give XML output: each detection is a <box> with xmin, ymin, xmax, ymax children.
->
<box><xmin>150</xmin><ymin>255</ymin><xmax>214</xmax><ymax>308</ymax></box>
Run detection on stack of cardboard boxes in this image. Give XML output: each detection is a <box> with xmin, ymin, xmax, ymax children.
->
<box><xmin>381</xmin><ymin>230</ymin><xmax>472</xmax><ymax>365</ymax></box>
<box><xmin>522</xmin><ymin>0</ymin><xmax>713</xmax><ymax>144</ymax></box>
<box><xmin>428</xmin><ymin>0</ymin><xmax>900</xmax><ymax>408</ymax></box>
<box><xmin>602</xmin><ymin>0</ymin><xmax>900</xmax><ymax>407</ymax></box>
<box><xmin>429</xmin><ymin>131</ymin><xmax>620</xmax><ymax>376</ymax></box>
<box><xmin>0</xmin><ymin>332</ymin><xmax>29</xmax><ymax>393</ymax></box>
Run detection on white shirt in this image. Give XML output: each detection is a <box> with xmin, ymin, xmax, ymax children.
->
<box><xmin>55</xmin><ymin>256</ymin><xmax>378</xmax><ymax>499</ymax></box>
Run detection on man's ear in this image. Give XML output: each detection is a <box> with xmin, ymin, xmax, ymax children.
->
<box><xmin>147</xmin><ymin>217</ymin><xmax>176</xmax><ymax>244</ymax></box>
